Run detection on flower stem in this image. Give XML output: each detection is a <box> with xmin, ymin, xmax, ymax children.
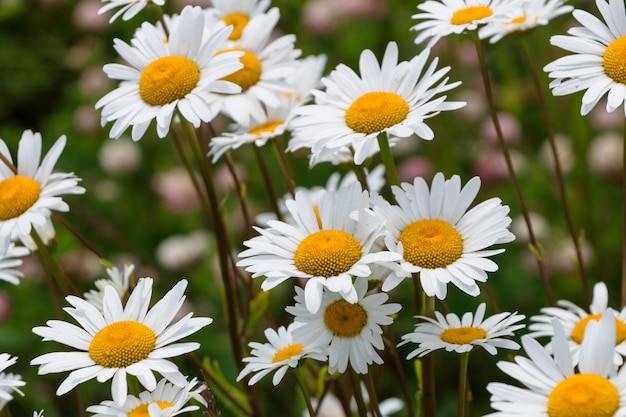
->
<box><xmin>31</xmin><ymin>229</ymin><xmax>77</xmax><ymax>296</ymax></box>
<box><xmin>349</xmin><ymin>368</ymin><xmax>368</xmax><ymax>417</ymax></box>
<box><xmin>253</xmin><ymin>145</ymin><xmax>284</xmax><ymax>221</ymax></box>
<box><xmin>377</xmin><ymin>132</ymin><xmax>400</xmax><ymax>188</ymax></box>
<box><xmin>295</xmin><ymin>367</ymin><xmax>315</xmax><ymax>417</ymax></box>
<box><xmin>270</xmin><ymin>138</ymin><xmax>296</xmax><ymax>198</ymax></box>
<box><xmin>457</xmin><ymin>352</ymin><xmax>470</xmax><ymax>417</ymax></box>
<box><xmin>364</xmin><ymin>368</ymin><xmax>383</xmax><ymax>417</ymax></box>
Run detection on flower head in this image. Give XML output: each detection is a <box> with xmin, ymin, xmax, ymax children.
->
<box><xmin>98</xmin><ymin>0</ymin><xmax>165</xmax><ymax>23</ymax></box>
<box><xmin>84</xmin><ymin>262</ymin><xmax>135</xmax><ymax>312</ymax></box>
<box><xmin>31</xmin><ymin>278</ymin><xmax>212</xmax><ymax>405</ymax></box>
<box><xmin>204</xmin><ymin>0</ymin><xmax>271</xmax><ymax>41</ymax></box>
<box><xmin>0</xmin><ymin>354</ymin><xmax>25</xmax><ymax>410</ymax></box>
<box><xmin>0</xmin><ymin>243</ymin><xmax>29</xmax><ymax>285</ymax></box>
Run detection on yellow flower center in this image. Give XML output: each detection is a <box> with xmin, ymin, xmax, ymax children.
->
<box><xmin>272</xmin><ymin>343</ymin><xmax>304</xmax><ymax>363</ymax></box>
<box><xmin>547</xmin><ymin>374</ymin><xmax>619</xmax><ymax>417</ymax></box>
<box><xmin>509</xmin><ymin>15</ymin><xmax>527</xmax><ymax>24</ymax></box>
<box><xmin>294</xmin><ymin>230</ymin><xmax>362</xmax><ymax>277</ymax></box>
<box><xmin>571</xmin><ymin>313</ymin><xmax>626</xmax><ymax>345</ymax></box>
<box><xmin>450</xmin><ymin>5</ymin><xmax>493</xmax><ymax>25</ymax></box>
<box><xmin>440</xmin><ymin>327</ymin><xmax>487</xmax><ymax>345</ymax></box>
<box><xmin>128</xmin><ymin>401</ymin><xmax>174</xmax><ymax>417</ymax></box>
<box><xmin>249</xmin><ymin>120</ymin><xmax>283</xmax><ymax>136</ymax></box>
<box><xmin>344</xmin><ymin>92</ymin><xmax>409</xmax><ymax>135</ymax></box>
<box><xmin>603</xmin><ymin>36</ymin><xmax>626</xmax><ymax>84</ymax></box>
<box><xmin>0</xmin><ymin>175</ymin><xmax>42</xmax><ymax>220</ymax></box>
<box><xmin>223</xmin><ymin>12</ymin><xmax>249</xmax><ymax>40</ymax></box>
<box><xmin>88</xmin><ymin>321</ymin><xmax>156</xmax><ymax>368</ymax></box>
<box><xmin>218</xmin><ymin>48</ymin><xmax>261</xmax><ymax>92</ymax></box>
<box><xmin>324</xmin><ymin>299</ymin><xmax>368</xmax><ymax>337</ymax></box>
<box><xmin>399</xmin><ymin>219</ymin><xmax>464</xmax><ymax>269</ymax></box>
<box><xmin>139</xmin><ymin>56</ymin><xmax>200</xmax><ymax>106</ymax></box>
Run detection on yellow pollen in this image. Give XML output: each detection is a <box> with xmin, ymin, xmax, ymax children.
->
<box><xmin>88</xmin><ymin>321</ymin><xmax>156</xmax><ymax>368</ymax></box>
<box><xmin>139</xmin><ymin>56</ymin><xmax>200</xmax><ymax>106</ymax></box>
<box><xmin>272</xmin><ymin>343</ymin><xmax>304</xmax><ymax>363</ymax></box>
<box><xmin>508</xmin><ymin>15</ymin><xmax>527</xmax><ymax>24</ymax></box>
<box><xmin>603</xmin><ymin>36</ymin><xmax>626</xmax><ymax>84</ymax></box>
<box><xmin>450</xmin><ymin>5</ymin><xmax>493</xmax><ymax>25</ymax></box>
<box><xmin>399</xmin><ymin>219</ymin><xmax>464</xmax><ymax>269</ymax></box>
<box><xmin>345</xmin><ymin>92</ymin><xmax>409</xmax><ymax>135</ymax></box>
<box><xmin>0</xmin><ymin>175</ymin><xmax>41</xmax><ymax>220</ymax></box>
<box><xmin>294</xmin><ymin>230</ymin><xmax>362</xmax><ymax>277</ymax></box>
<box><xmin>218</xmin><ymin>48</ymin><xmax>261</xmax><ymax>92</ymax></box>
<box><xmin>440</xmin><ymin>327</ymin><xmax>487</xmax><ymax>345</ymax></box>
<box><xmin>571</xmin><ymin>313</ymin><xmax>626</xmax><ymax>345</ymax></box>
<box><xmin>547</xmin><ymin>374</ymin><xmax>619</xmax><ymax>417</ymax></box>
<box><xmin>249</xmin><ymin>120</ymin><xmax>283</xmax><ymax>136</ymax></box>
<box><xmin>223</xmin><ymin>12</ymin><xmax>250</xmax><ymax>40</ymax></box>
<box><xmin>128</xmin><ymin>401</ymin><xmax>174</xmax><ymax>417</ymax></box>
<box><xmin>324</xmin><ymin>299</ymin><xmax>368</xmax><ymax>337</ymax></box>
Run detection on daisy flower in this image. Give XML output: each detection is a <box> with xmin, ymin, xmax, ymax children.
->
<box><xmin>479</xmin><ymin>0</ymin><xmax>573</xmax><ymax>44</ymax></box>
<box><xmin>0</xmin><ymin>354</ymin><xmax>25</xmax><ymax>410</ymax></box>
<box><xmin>287</xmin><ymin>277</ymin><xmax>401</xmax><ymax>375</ymax></box>
<box><xmin>399</xmin><ymin>303</ymin><xmax>525</xmax><ymax>358</ymax></box>
<box><xmin>372</xmin><ymin>172</ymin><xmax>515</xmax><ymax>299</ymax></box>
<box><xmin>528</xmin><ymin>281</ymin><xmax>626</xmax><ymax>365</ymax></box>
<box><xmin>411</xmin><ymin>0</ymin><xmax>520</xmax><ymax>47</ymax></box>
<box><xmin>543</xmin><ymin>0</ymin><xmax>626</xmax><ymax>116</ymax></box>
<box><xmin>288</xmin><ymin>41</ymin><xmax>464</xmax><ymax>166</ymax></box>
<box><xmin>18</xmin><ymin>218</ymin><xmax>56</xmax><ymax>253</ymax></box>
<box><xmin>209</xmin><ymin>7</ymin><xmax>301</xmax><ymax>126</ymax></box>
<box><xmin>84</xmin><ymin>262</ymin><xmax>135</xmax><ymax>312</ymax></box>
<box><xmin>0</xmin><ymin>243</ymin><xmax>29</xmax><ymax>285</ymax></box>
<box><xmin>33</xmin><ymin>412</ymin><xmax>44</xmax><ymax>417</ymax></box>
<box><xmin>98</xmin><ymin>0</ymin><xmax>164</xmax><ymax>23</ymax></box>
<box><xmin>485</xmin><ymin>311</ymin><xmax>626</xmax><ymax>416</ymax></box>
<box><xmin>204</xmin><ymin>0</ymin><xmax>271</xmax><ymax>41</ymax></box>
<box><xmin>96</xmin><ymin>6</ymin><xmax>244</xmax><ymax>141</ymax></box>
<box><xmin>86</xmin><ymin>377</ymin><xmax>207</xmax><ymax>416</ymax></box>
<box><xmin>0</xmin><ymin>130</ymin><xmax>84</xmax><ymax>244</ymax></box>
<box><xmin>237</xmin><ymin>322</ymin><xmax>326</xmax><ymax>386</ymax></box>
<box><xmin>31</xmin><ymin>277</ymin><xmax>212</xmax><ymax>405</ymax></box>
<box><xmin>237</xmin><ymin>182</ymin><xmax>400</xmax><ymax>313</ymax></box>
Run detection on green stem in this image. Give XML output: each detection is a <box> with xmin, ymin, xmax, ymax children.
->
<box><xmin>364</xmin><ymin>368</ymin><xmax>383</xmax><ymax>417</ymax></box>
<box><xmin>383</xmin><ymin>335</ymin><xmax>415</xmax><ymax>417</ymax></box>
<box><xmin>270</xmin><ymin>139</ymin><xmax>296</xmax><ymax>198</ymax></box>
<box><xmin>457</xmin><ymin>352</ymin><xmax>470</xmax><ymax>417</ymax></box>
<box><xmin>31</xmin><ymin>229</ymin><xmax>77</xmax><ymax>296</ymax></box>
<box><xmin>377</xmin><ymin>132</ymin><xmax>400</xmax><ymax>188</ymax></box>
<box><xmin>420</xmin><ymin>291</ymin><xmax>437</xmax><ymax>417</ymax></box>
<box><xmin>353</xmin><ymin>164</ymin><xmax>371</xmax><ymax>192</ymax></box>
<box><xmin>253</xmin><ymin>145</ymin><xmax>284</xmax><ymax>221</ymax></box>
<box><xmin>295</xmin><ymin>367</ymin><xmax>316</xmax><ymax>417</ymax></box>
<box><xmin>349</xmin><ymin>368</ymin><xmax>368</xmax><ymax>417</ymax></box>
<box><xmin>52</xmin><ymin>212</ymin><xmax>104</xmax><ymax>259</ymax></box>
<box><xmin>224</xmin><ymin>152</ymin><xmax>253</xmax><ymax>234</ymax></box>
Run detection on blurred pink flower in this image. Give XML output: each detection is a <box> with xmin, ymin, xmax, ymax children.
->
<box><xmin>480</xmin><ymin>112</ymin><xmax>521</xmax><ymax>145</ymax></box>
<box><xmin>398</xmin><ymin>156</ymin><xmax>434</xmax><ymax>184</ymax></box>
<box><xmin>303</xmin><ymin>0</ymin><xmax>387</xmax><ymax>35</ymax></box>
<box><xmin>73</xmin><ymin>0</ymin><xmax>109</xmax><ymax>31</ymax></box>
<box><xmin>588</xmin><ymin>132</ymin><xmax>623</xmax><ymax>178</ymax></box>
<box><xmin>152</xmin><ymin>168</ymin><xmax>201</xmax><ymax>214</ymax></box>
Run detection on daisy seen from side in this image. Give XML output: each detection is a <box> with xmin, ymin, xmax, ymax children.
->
<box><xmin>0</xmin><ymin>130</ymin><xmax>84</xmax><ymax>245</ymax></box>
<box><xmin>0</xmin><ymin>243</ymin><xmax>28</xmax><ymax>285</ymax></box>
<box><xmin>372</xmin><ymin>172</ymin><xmax>515</xmax><ymax>299</ymax></box>
<box><xmin>543</xmin><ymin>0</ymin><xmax>626</xmax><ymax>116</ymax></box>
<box><xmin>98</xmin><ymin>0</ymin><xmax>164</xmax><ymax>23</ymax></box>
<box><xmin>287</xmin><ymin>277</ymin><xmax>402</xmax><ymax>375</ymax></box>
<box><xmin>96</xmin><ymin>6</ymin><xmax>244</xmax><ymax>141</ymax></box>
<box><xmin>288</xmin><ymin>41</ymin><xmax>465</xmax><ymax>166</ymax></box>
<box><xmin>204</xmin><ymin>0</ymin><xmax>271</xmax><ymax>41</ymax></box>
<box><xmin>485</xmin><ymin>311</ymin><xmax>626</xmax><ymax>416</ymax></box>
<box><xmin>0</xmin><ymin>354</ymin><xmax>25</xmax><ymax>410</ymax></box>
<box><xmin>237</xmin><ymin>182</ymin><xmax>400</xmax><ymax>314</ymax></box>
<box><xmin>31</xmin><ymin>277</ymin><xmax>213</xmax><ymax>405</ymax></box>
<box><xmin>84</xmin><ymin>262</ymin><xmax>135</xmax><ymax>312</ymax></box>
<box><xmin>86</xmin><ymin>377</ymin><xmax>207</xmax><ymax>416</ymax></box>
<box><xmin>399</xmin><ymin>303</ymin><xmax>525</xmax><ymax>359</ymax></box>
<box><xmin>528</xmin><ymin>281</ymin><xmax>626</xmax><ymax>365</ymax></box>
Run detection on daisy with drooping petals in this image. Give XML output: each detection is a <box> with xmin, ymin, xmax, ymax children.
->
<box><xmin>204</xmin><ymin>0</ymin><xmax>271</xmax><ymax>41</ymax></box>
<box><xmin>289</xmin><ymin>41</ymin><xmax>464</xmax><ymax>166</ymax></box>
<box><xmin>31</xmin><ymin>277</ymin><xmax>212</xmax><ymax>406</ymax></box>
<box><xmin>84</xmin><ymin>262</ymin><xmax>135</xmax><ymax>312</ymax></box>
<box><xmin>87</xmin><ymin>377</ymin><xmax>207</xmax><ymax>416</ymax></box>
<box><xmin>237</xmin><ymin>182</ymin><xmax>400</xmax><ymax>314</ymax></box>
<box><xmin>0</xmin><ymin>130</ymin><xmax>84</xmax><ymax>244</ymax></box>
<box><xmin>479</xmin><ymin>0</ymin><xmax>573</xmax><ymax>44</ymax></box>
<box><xmin>287</xmin><ymin>277</ymin><xmax>402</xmax><ymax>375</ymax></box>
<box><xmin>96</xmin><ymin>6</ymin><xmax>244</xmax><ymax>141</ymax></box>
<box><xmin>543</xmin><ymin>0</ymin><xmax>626</xmax><ymax>116</ymax></box>
<box><xmin>0</xmin><ymin>354</ymin><xmax>25</xmax><ymax>410</ymax></box>
<box><xmin>98</xmin><ymin>0</ymin><xmax>164</xmax><ymax>23</ymax></box>
<box><xmin>399</xmin><ymin>303</ymin><xmax>525</xmax><ymax>359</ymax></box>
<box><xmin>0</xmin><ymin>243</ymin><xmax>29</xmax><ymax>285</ymax></box>
<box><xmin>372</xmin><ymin>172</ymin><xmax>515</xmax><ymax>299</ymax></box>
<box><xmin>237</xmin><ymin>322</ymin><xmax>326</xmax><ymax>386</ymax></box>
<box><xmin>411</xmin><ymin>0</ymin><xmax>519</xmax><ymax>47</ymax></box>
<box><xmin>528</xmin><ymin>281</ymin><xmax>626</xmax><ymax>365</ymax></box>
<box><xmin>485</xmin><ymin>312</ymin><xmax>626</xmax><ymax>416</ymax></box>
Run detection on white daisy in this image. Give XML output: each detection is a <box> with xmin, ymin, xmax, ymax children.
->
<box><xmin>204</xmin><ymin>0</ymin><xmax>271</xmax><ymax>41</ymax></box>
<box><xmin>485</xmin><ymin>312</ymin><xmax>626</xmax><ymax>416</ymax></box>
<box><xmin>84</xmin><ymin>262</ymin><xmax>135</xmax><ymax>312</ymax></box>
<box><xmin>86</xmin><ymin>377</ymin><xmax>207</xmax><ymax>416</ymax></box>
<box><xmin>0</xmin><ymin>130</ymin><xmax>84</xmax><ymax>244</ymax></box>
<box><xmin>96</xmin><ymin>6</ymin><xmax>244</xmax><ymax>141</ymax></box>
<box><xmin>209</xmin><ymin>7</ymin><xmax>302</xmax><ymax>126</ymax></box>
<box><xmin>399</xmin><ymin>303</ymin><xmax>525</xmax><ymax>358</ymax></box>
<box><xmin>287</xmin><ymin>277</ymin><xmax>402</xmax><ymax>375</ymax></box>
<box><xmin>543</xmin><ymin>0</ymin><xmax>626</xmax><ymax>116</ymax></box>
<box><xmin>411</xmin><ymin>0</ymin><xmax>520</xmax><ymax>47</ymax></box>
<box><xmin>18</xmin><ymin>218</ymin><xmax>56</xmax><ymax>253</ymax></box>
<box><xmin>237</xmin><ymin>181</ymin><xmax>400</xmax><ymax>313</ymax></box>
<box><xmin>31</xmin><ymin>277</ymin><xmax>212</xmax><ymax>405</ymax></box>
<box><xmin>236</xmin><ymin>322</ymin><xmax>326</xmax><ymax>386</ymax></box>
<box><xmin>479</xmin><ymin>0</ymin><xmax>573</xmax><ymax>44</ymax></box>
<box><xmin>528</xmin><ymin>281</ymin><xmax>626</xmax><ymax>365</ymax></box>
<box><xmin>98</xmin><ymin>0</ymin><xmax>165</xmax><ymax>23</ymax></box>
<box><xmin>288</xmin><ymin>41</ymin><xmax>464</xmax><ymax>166</ymax></box>
<box><xmin>372</xmin><ymin>172</ymin><xmax>515</xmax><ymax>299</ymax></box>
<box><xmin>33</xmin><ymin>411</ymin><xmax>44</xmax><ymax>417</ymax></box>
<box><xmin>0</xmin><ymin>243</ymin><xmax>29</xmax><ymax>285</ymax></box>
<box><xmin>0</xmin><ymin>354</ymin><xmax>25</xmax><ymax>410</ymax></box>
